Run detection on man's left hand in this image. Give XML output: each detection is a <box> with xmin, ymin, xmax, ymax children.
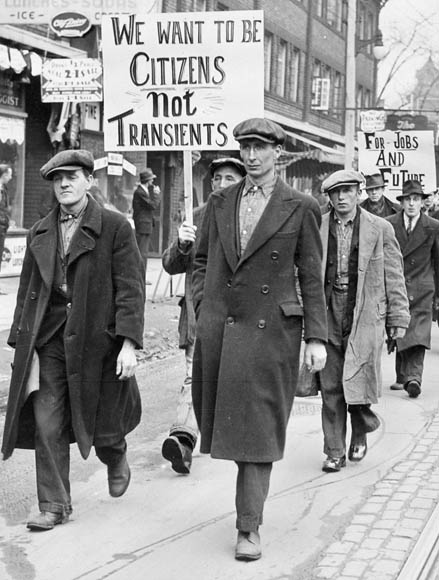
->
<box><xmin>304</xmin><ymin>340</ymin><xmax>327</xmax><ymax>373</ymax></box>
<box><xmin>387</xmin><ymin>326</ymin><xmax>406</xmax><ymax>340</ymax></box>
<box><xmin>116</xmin><ymin>338</ymin><xmax>137</xmax><ymax>380</ymax></box>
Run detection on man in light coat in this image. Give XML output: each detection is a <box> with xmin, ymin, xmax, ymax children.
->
<box><xmin>387</xmin><ymin>179</ymin><xmax>439</xmax><ymax>397</ymax></box>
<box><xmin>161</xmin><ymin>157</ymin><xmax>246</xmax><ymax>475</ymax></box>
<box><xmin>318</xmin><ymin>169</ymin><xmax>410</xmax><ymax>473</ymax></box>
<box><xmin>192</xmin><ymin>118</ymin><xmax>328</xmax><ymax>561</ymax></box>
<box><xmin>1</xmin><ymin>150</ymin><xmax>145</xmax><ymax>531</ymax></box>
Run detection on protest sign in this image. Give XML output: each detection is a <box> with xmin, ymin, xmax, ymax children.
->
<box><xmin>358</xmin><ymin>130</ymin><xmax>437</xmax><ymax>198</ymax></box>
<box><xmin>101</xmin><ymin>10</ymin><xmax>264</xmax><ymax>151</ymax></box>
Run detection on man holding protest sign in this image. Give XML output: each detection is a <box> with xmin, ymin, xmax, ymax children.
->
<box><xmin>192</xmin><ymin>118</ymin><xmax>327</xmax><ymax>561</ymax></box>
<box><xmin>387</xmin><ymin>179</ymin><xmax>439</xmax><ymax>397</ymax></box>
<box><xmin>161</xmin><ymin>157</ymin><xmax>246</xmax><ymax>474</ymax></box>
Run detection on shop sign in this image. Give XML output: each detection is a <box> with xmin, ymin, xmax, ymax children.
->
<box><xmin>41</xmin><ymin>58</ymin><xmax>103</xmax><ymax>102</ymax></box>
<box><xmin>360</xmin><ymin>110</ymin><xmax>386</xmax><ymax>133</ymax></box>
<box><xmin>1</xmin><ymin>234</ymin><xmax>26</xmax><ymax>277</ymax></box>
<box><xmin>358</xmin><ymin>130</ymin><xmax>437</xmax><ymax>200</ymax></box>
<box><xmin>0</xmin><ymin>74</ymin><xmax>23</xmax><ymax>110</ymax></box>
<box><xmin>0</xmin><ymin>0</ymin><xmax>159</xmax><ymax>24</ymax></box>
<box><xmin>50</xmin><ymin>12</ymin><xmax>92</xmax><ymax>38</ymax></box>
<box><xmin>385</xmin><ymin>114</ymin><xmax>429</xmax><ymax>131</ymax></box>
<box><xmin>101</xmin><ymin>10</ymin><xmax>264</xmax><ymax>151</ymax></box>
<box><xmin>81</xmin><ymin>102</ymin><xmax>101</xmax><ymax>131</ymax></box>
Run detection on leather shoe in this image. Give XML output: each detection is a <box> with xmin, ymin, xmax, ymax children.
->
<box><xmin>27</xmin><ymin>511</ymin><xmax>69</xmax><ymax>531</ymax></box>
<box><xmin>404</xmin><ymin>380</ymin><xmax>421</xmax><ymax>398</ymax></box>
<box><xmin>235</xmin><ymin>530</ymin><xmax>261</xmax><ymax>561</ymax></box>
<box><xmin>348</xmin><ymin>434</ymin><xmax>367</xmax><ymax>462</ymax></box>
<box><xmin>108</xmin><ymin>454</ymin><xmax>131</xmax><ymax>498</ymax></box>
<box><xmin>162</xmin><ymin>436</ymin><xmax>192</xmax><ymax>474</ymax></box>
<box><xmin>322</xmin><ymin>455</ymin><xmax>346</xmax><ymax>473</ymax></box>
<box><xmin>390</xmin><ymin>382</ymin><xmax>404</xmax><ymax>391</ymax></box>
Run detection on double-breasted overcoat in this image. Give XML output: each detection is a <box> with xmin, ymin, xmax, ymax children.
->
<box><xmin>1</xmin><ymin>196</ymin><xmax>145</xmax><ymax>460</ymax></box>
<box><xmin>191</xmin><ymin>177</ymin><xmax>328</xmax><ymax>463</ymax></box>
<box><xmin>387</xmin><ymin>211</ymin><xmax>439</xmax><ymax>351</ymax></box>
<box><xmin>320</xmin><ymin>209</ymin><xmax>410</xmax><ymax>405</ymax></box>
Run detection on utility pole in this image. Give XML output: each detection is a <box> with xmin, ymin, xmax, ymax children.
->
<box><xmin>344</xmin><ymin>0</ymin><xmax>357</xmax><ymax>169</ymax></box>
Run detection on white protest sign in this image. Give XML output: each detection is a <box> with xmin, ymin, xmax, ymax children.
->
<box><xmin>358</xmin><ymin>130</ymin><xmax>437</xmax><ymax>198</ymax></box>
<box><xmin>101</xmin><ymin>10</ymin><xmax>264</xmax><ymax>151</ymax></box>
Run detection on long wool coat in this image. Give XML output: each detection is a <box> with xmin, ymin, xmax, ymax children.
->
<box><xmin>1</xmin><ymin>196</ymin><xmax>145</xmax><ymax>460</ymax></box>
<box><xmin>321</xmin><ymin>209</ymin><xmax>410</xmax><ymax>405</ymax></box>
<box><xmin>387</xmin><ymin>211</ymin><xmax>439</xmax><ymax>351</ymax></box>
<box><xmin>191</xmin><ymin>177</ymin><xmax>328</xmax><ymax>463</ymax></box>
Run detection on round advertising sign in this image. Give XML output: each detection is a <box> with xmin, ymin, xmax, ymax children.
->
<box><xmin>50</xmin><ymin>12</ymin><xmax>92</xmax><ymax>38</ymax></box>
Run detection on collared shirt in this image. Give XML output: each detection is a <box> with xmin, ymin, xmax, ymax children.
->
<box><xmin>238</xmin><ymin>174</ymin><xmax>276</xmax><ymax>253</ymax></box>
<box><xmin>333</xmin><ymin>212</ymin><xmax>355</xmax><ymax>285</ymax></box>
<box><xmin>57</xmin><ymin>198</ymin><xmax>88</xmax><ymax>294</ymax></box>
<box><xmin>403</xmin><ymin>212</ymin><xmax>420</xmax><ymax>234</ymax></box>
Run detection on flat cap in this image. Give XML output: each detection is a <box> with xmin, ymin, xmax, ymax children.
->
<box><xmin>40</xmin><ymin>149</ymin><xmax>94</xmax><ymax>180</ymax></box>
<box><xmin>233</xmin><ymin>118</ymin><xmax>286</xmax><ymax>145</ymax></box>
<box><xmin>396</xmin><ymin>179</ymin><xmax>428</xmax><ymax>200</ymax></box>
<box><xmin>365</xmin><ymin>173</ymin><xmax>386</xmax><ymax>190</ymax></box>
<box><xmin>322</xmin><ymin>169</ymin><xmax>364</xmax><ymax>194</ymax></box>
<box><xmin>209</xmin><ymin>157</ymin><xmax>246</xmax><ymax>177</ymax></box>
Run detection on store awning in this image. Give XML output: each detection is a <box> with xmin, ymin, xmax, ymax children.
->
<box><xmin>0</xmin><ymin>25</ymin><xmax>87</xmax><ymax>58</ymax></box>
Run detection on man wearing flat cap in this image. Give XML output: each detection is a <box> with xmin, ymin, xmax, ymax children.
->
<box><xmin>192</xmin><ymin>118</ymin><xmax>328</xmax><ymax>560</ymax></box>
<box><xmin>387</xmin><ymin>179</ymin><xmax>439</xmax><ymax>397</ymax></box>
<box><xmin>161</xmin><ymin>157</ymin><xmax>246</xmax><ymax>475</ymax></box>
<box><xmin>1</xmin><ymin>149</ymin><xmax>145</xmax><ymax>531</ymax></box>
<box><xmin>132</xmin><ymin>167</ymin><xmax>161</xmax><ymax>280</ymax></box>
<box><xmin>360</xmin><ymin>172</ymin><xmax>399</xmax><ymax>218</ymax></box>
<box><xmin>317</xmin><ymin>169</ymin><xmax>409</xmax><ymax>473</ymax></box>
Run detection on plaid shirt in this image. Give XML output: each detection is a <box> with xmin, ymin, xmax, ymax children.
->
<box><xmin>238</xmin><ymin>175</ymin><xmax>276</xmax><ymax>253</ymax></box>
<box><xmin>333</xmin><ymin>213</ymin><xmax>355</xmax><ymax>285</ymax></box>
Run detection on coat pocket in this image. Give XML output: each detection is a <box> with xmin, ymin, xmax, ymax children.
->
<box><xmin>279</xmin><ymin>301</ymin><xmax>303</xmax><ymax>317</ymax></box>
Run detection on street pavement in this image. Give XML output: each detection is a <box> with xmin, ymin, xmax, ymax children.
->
<box><xmin>1</xmin><ymin>263</ymin><xmax>439</xmax><ymax>579</ymax></box>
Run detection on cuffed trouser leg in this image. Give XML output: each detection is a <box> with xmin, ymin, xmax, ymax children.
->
<box><xmin>95</xmin><ymin>438</ymin><xmax>127</xmax><ymax>466</ymax></box>
<box><xmin>34</xmin><ymin>335</ymin><xmax>72</xmax><ymax>516</ymax></box>
<box><xmin>396</xmin><ymin>346</ymin><xmax>426</xmax><ymax>386</ymax></box>
<box><xmin>319</xmin><ymin>342</ymin><xmax>347</xmax><ymax>458</ymax></box>
<box><xmin>235</xmin><ymin>462</ymin><xmax>273</xmax><ymax>532</ymax></box>
<box><xmin>170</xmin><ymin>343</ymin><xmax>198</xmax><ymax>449</ymax></box>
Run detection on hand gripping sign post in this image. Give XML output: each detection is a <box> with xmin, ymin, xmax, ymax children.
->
<box><xmin>101</xmin><ymin>10</ymin><xmax>264</xmax><ymax>225</ymax></box>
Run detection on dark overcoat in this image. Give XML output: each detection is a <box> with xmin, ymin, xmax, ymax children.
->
<box><xmin>162</xmin><ymin>204</ymin><xmax>207</xmax><ymax>349</ymax></box>
<box><xmin>132</xmin><ymin>184</ymin><xmax>160</xmax><ymax>235</ymax></box>
<box><xmin>1</xmin><ymin>196</ymin><xmax>145</xmax><ymax>460</ymax></box>
<box><xmin>387</xmin><ymin>211</ymin><xmax>439</xmax><ymax>351</ymax></box>
<box><xmin>192</xmin><ymin>177</ymin><xmax>328</xmax><ymax>463</ymax></box>
<box><xmin>360</xmin><ymin>195</ymin><xmax>399</xmax><ymax>218</ymax></box>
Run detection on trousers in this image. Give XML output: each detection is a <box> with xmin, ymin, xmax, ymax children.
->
<box><xmin>395</xmin><ymin>345</ymin><xmax>425</xmax><ymax>385</ymax></box>
<box><xmin>169</xmin><ymin>342</ymin><xmax>198</xmax><ymax>449</ymax></box>
<box><xmin>235</xmin><ymin>462</ymin><xmax>273</xmax><ymax>532</ymax></box>
<box><xmin>135</xmin><ymin>232</ymin><xmax>151</xmax><ymax>274</ymax></box>
<box><xmin>34</xmin><ymin>332</ymin><xmax>126</xmax><ymax>515</ymax></box>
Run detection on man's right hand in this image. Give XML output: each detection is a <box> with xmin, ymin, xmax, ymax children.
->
<box><xmin>178</xmin><ymin>221</ymin><xmax>197</xmax><ymax>246</ymax></box>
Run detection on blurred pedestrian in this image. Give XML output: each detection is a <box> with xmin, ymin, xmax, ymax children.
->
<box><xmin>161</xmin><ymin>157</ymin><xmax>246</xmax><ymax>475</ymax></box>
<box><xmin>318</xmin><ymin>169</ymin><xmax>409</xmax><ymax>473</ymax></box>
<box><xmin>192</xmin><ymin>118</ymin><xmax>328</xmax><ymax>561</ymax></box>
<box><xmin>1</xmin><ymin>149</ymin><xmax>145</xmax><ymax>531</ymax></box>
<box><xmin>360</xmin><ymin>173</ymin><xmax>399</xmax><ymax>217</ymax></box>
<box><xmin>132</xmin><ymin>168</ymin><xmax>161</xmax><ymax>281</ymax></box>
<box><xmin>0</xmin><ymin>164</ymin><xmax>12</xmax><ymax>273</ymax></box>
<box><xmin>387</xmin><ymin>179</ymin><xmax>439</xmax><ymax>397</ymax></box>
<box><xmin>423</xmin><ymin>189</ymin><xmax>438</xmax><ymax>217</ymax></box>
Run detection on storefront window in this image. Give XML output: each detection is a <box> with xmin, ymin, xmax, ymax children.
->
<box><xmin>0</xmin><ymin>115</ymin><xmax>25</xmax><ymax>230</ymax></box>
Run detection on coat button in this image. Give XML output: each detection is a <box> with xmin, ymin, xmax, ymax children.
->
<box><xmin>271</xmin><ymin>251</ymin><xmax>279</xmax><ymax>260</ymax></box>
<box><xmin>409</xmin><ymin>295</ymin><xmax>414</xmax><ymax>301</ymax></box>
<box><xmin>226</xmin><ymin>316</ymin><xmax>235</xmax><ymax>325</ymax></box>
<box><xmin>261</xmin><ymin>285</ymin><xmax>270</xmax><ymax>294</ymax></box>
<box><xmin>30</xmin><ymin>291</ymin><xmax>37</xmax><ymax>300</ymax></box>
<box><xmin>227</xmin><ymin>280</ymin><xmax>232</xmax><ymax>288</ymax></box>
<box><xmin>257</xmin><ymin>319</ymin><xmax>266</xmax><ymax>329</ymax></box>
<box><xmin>66</xmin><ymin>302</ymin><xmax>72</xmax><ymax>309</ymax></box>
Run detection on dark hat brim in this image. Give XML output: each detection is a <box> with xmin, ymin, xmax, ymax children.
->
<box><xmin>45</xmin><ymin>165</ymin><xmax>87</xmax><ymax>179</ymax></box>
<box><xmin>235</xmin><ymin>133</ymin><xmax>277</xmax><ymax>144</ymax></box>
<box><xmin>396</xmin><ymin>192</ymin><xmax>430</xmax><ymax>201</ymax></box>
<box><xmin>326</xmin><ymin>181</ymin><xmax>361</xmax><ymax>193</ymax></box>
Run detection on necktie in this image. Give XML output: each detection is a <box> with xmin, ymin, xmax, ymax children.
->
<box><xmin>406</xmin><ymin>217</ymin><xmax>413</xmax><ymax>235</ymax></box>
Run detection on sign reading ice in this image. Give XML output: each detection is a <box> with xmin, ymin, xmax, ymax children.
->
<box><xmin>101</xmin><ymin>11</ymin><xmax>264</xmax><ymax>151</ymax></box>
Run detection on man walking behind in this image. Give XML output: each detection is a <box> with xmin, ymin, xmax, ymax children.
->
<box><xmin>132</xmin><ymin>168</ymin><xmax>161</xmax><ymax>280</ymax></box>
<box><xmin>387</xmin><ymin>179</ymin><xmax>439</xmax><ymax>397</ymax></box>
<box><xmin>1</xmin><ymin>150</ymin><xmax>145</xmax><ymax>531</ymax></box>
<box><xmin>319</xmin><ymin>170</ymin><xmax>410</xmax><ymax>473</ymax></box>
<box><xmin>161</xmin><ymin>157</ymin><xmax>246</xmax><ymax>475</ymax></box>
<box><xmin>192</xmin><ymin>118</ymin><xmax>328</xmax><ymax>561</ymax></box>
<box><xmin>360</xmin><ymin>172</ymin><xmax>399</xmax><ymax>217</ymax></box>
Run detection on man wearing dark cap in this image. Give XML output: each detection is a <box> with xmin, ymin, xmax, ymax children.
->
<box><xmin>192</xmin><ymin>118</ymin><xmax>328</xmax><ymax>560</ymax></box>
<box><xmin>132</xmin><ymin>168</ymin><xmax>161</xmax><ymax>281</ymax></box>
<box><xmin>387</xmin><ymin>179</ymin><xmax>439</xmax><ymax>397</ymax></box>
<box><xmin>161</xmin><ymin>157</ymin><xmax>246</xmax><ymax>475</ymax></box>
<box><xmin>1</xmin><ymin>149</ymin><xmax>145</xmax><ymax>531</ymax></box>
<box><xmin>318</xmin><ymin>169</ymin><xmax>409</xmax><ymax>473</ymax></box>
<box><xmin>360</xmin><ymin>172</ymin><xmax>399</xmax><ymax>217</ymax></box>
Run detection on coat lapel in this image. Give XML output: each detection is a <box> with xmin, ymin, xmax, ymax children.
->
<box><xmin>212</xmin><ymin>182</ymin><xmax>242</xmax><ymax>272</ymax></box>
<box><xmin>67</xmin><ymin>196</ymin><xmax>102</xmax><ymax>266</ymax></box>
<box><xmin>30</xmin><ymin>210</ymin><xmax>58</xmax><ymax>288</ymax></box>
<box><xmin>237</xmin><ymin>178</ymin><xmax>300</xmax><ymax>267</ymax></box>
<box><xmin>358</xmin><ymin>209</ymin><xmax>380</xmax><ymax>277</ymax></box>
<box><xmin>402</xmin><ymin>212</ymin><xmax>431</xmax><ymax>258</ymax></box>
